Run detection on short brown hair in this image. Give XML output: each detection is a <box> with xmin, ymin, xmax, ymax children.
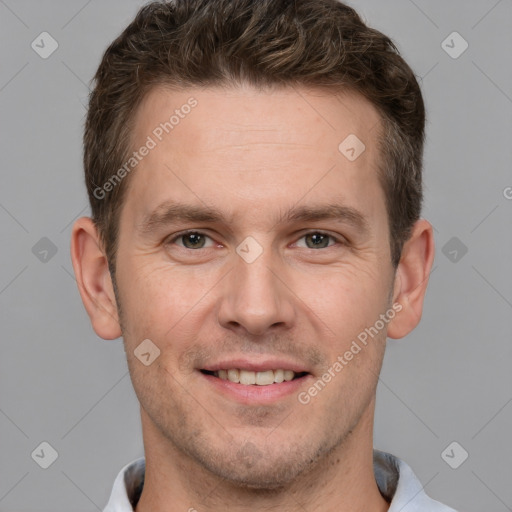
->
<box><xmin>84</xmin><ymin>0</ymin><xmax>425</xmax><ymax>270</ymax></box>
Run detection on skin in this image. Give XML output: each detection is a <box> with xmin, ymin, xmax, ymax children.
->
<box><xmin>71</xmin><ymin>84</ymin><xmax>434</xmax><ymax>512</ymax></box>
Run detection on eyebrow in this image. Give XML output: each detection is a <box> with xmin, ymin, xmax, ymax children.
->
<box><xmin>139</xmin><ymin>200</ymin><xmax>371</xmax><ymax>236</ymax></box>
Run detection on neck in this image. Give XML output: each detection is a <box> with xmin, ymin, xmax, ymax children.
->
<box><xmin>135</xmin><ymin>400</ymin><xmax>389</xmax><ymax>512</ymax></box>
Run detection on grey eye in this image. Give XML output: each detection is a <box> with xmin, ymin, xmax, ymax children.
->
<box><xmin>304</xmin><ymin>232</ymin><xmax>332</xmax><ymax>249</ymax></box>
<box><xmin>180</xmin><ymin>232</ymin><xmax>207</xmax><ymax>249</ymax></box>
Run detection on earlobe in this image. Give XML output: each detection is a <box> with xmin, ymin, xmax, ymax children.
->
<box><xmin>70</xmin><ymin>217</ymin><xmax>122</xmax><ymax>340</ymax></box>
<box><xmin>387</xmin><ymin>219</ymin><xmax>435</xmax><ymax>340</ymax></box>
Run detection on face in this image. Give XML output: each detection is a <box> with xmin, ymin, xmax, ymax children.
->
<box><xmin>113</xmin><ymin>84</ymin><xmax>396</xmax><ymax>487</ymax></box>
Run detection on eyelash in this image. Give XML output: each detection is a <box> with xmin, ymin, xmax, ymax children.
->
<box><xmin>166</xmin><ymin>230</ymin><xmax>346</xmax><ymax>250</ymax></box>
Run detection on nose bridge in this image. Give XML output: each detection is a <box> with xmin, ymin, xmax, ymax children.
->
<box><xmin>217</xmin><ymin>235</ymin><xmax>294</xmax><ymax>334</ymax></box>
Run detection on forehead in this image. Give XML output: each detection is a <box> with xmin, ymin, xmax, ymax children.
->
<box><xmin>133</xmin><ymin>83</ymin><xmax>382</xmax><ymax>154</ymax></box>
<box><xmin>123</xmin><ymin>84</ymin><xmax>386</xmax><ymax>231</ymax></box>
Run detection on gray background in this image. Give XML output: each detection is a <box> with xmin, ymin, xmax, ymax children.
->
<box><xmin>1</xmin><ymin>0</ymin><xmax>511</xmax><ymax>510</ymax></box>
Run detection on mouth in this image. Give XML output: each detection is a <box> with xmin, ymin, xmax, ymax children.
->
<box><xmin>197</xmin><ymin>359</ymin><xmax>313</xmax><ymax>404</ymax></box>
<box><xmin>200</xmin><ymin>368</ymin><xmax>310</xmax><ymax>386</ymax></box>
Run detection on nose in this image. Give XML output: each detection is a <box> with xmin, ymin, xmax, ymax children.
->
<box><xmin>217</xmin><ymin>244</ymin><xmax>296</xmax><ymax>336</ymax></box>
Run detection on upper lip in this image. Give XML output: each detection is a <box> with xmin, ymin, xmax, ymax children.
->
<box><xmin>200</xmin><ymin>358</ymin><xmax>310</xmax><ymax>374</ymax></box>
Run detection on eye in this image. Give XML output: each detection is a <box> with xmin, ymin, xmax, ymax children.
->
<box><xmin>168</xmin><ymin>231</ymin><xmax>216</xmax><ymax>249</ymax></box>
<box><xmin>165</xmin><ymin>230</ymin><xmax>344</xmax><ymax>252</ymax></box>
<box><xmin>295</xmin><ymin>231</ymin><xmax>342</xmax><ymax>249</ymax></box>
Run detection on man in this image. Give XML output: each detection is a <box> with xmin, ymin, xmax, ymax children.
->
<box><xmin>70</xmin><ymin>0</ymin><xmax>457</xmax><ymax>510</ymax></box>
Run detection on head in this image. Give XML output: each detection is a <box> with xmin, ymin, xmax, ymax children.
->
<box><xmin>72</xmin><ymin>0</ymin><xmax>434</xmax><ymax>491</ymax></box>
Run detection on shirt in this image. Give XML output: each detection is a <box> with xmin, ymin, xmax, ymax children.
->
<box><xmin>103</xmin><ymin>449</ymin><xmax>458</xmax><ymax>511</ymax></box>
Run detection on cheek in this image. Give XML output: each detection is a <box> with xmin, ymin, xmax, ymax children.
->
<box><xmin>300</xmin><ymin>262</ymin><xmax>390</xmax><ymax>339</ymax></box>
<box><xmin>115</xmin><ymin>257</ymin><xmax>223</xmax><ymax>351</ymax></box>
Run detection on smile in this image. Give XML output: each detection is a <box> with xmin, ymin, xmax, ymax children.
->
<box><xmin>201</xmin><ymin>369</ymin><xmax>309</xmax><ymax>386</ymax></box>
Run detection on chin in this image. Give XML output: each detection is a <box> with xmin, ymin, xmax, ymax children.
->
<box><xmin>193</xmin><ymin>439</ymin><xmax>327</xmax><ymax>491</ymax></box>
<box><xmin>211</xmin><ymin>462</ymin><xmax>304</xmax><ymax>491</ymax></box>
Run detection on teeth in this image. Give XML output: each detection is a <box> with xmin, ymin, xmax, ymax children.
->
<box><xmin>255</xmin><ymin>370</ymin><xmax>274</xmax><ymax>385</ymax></box>
<box><xmin>227</xmin><ymin>369</ymin><xmax>239</xmax><ymax>383</ymax></box>
<box><xmin>240</xmin><ymin>370</ymin><xmax>256</xmax><ymax>385</ymax></box>
<box><xmin>283</xmin><ymin>370</ymin><xmax>295</xmax><ymax>381</ymax></box>
<box><xmin>213</xmin><ymin>369</ymin><xmax>300</xmax><ymax>386</ymax></box>
<box><xmin>274</xmin><ymin>369</ymin><xmax>284</xmax><ymax>383</ymax></box>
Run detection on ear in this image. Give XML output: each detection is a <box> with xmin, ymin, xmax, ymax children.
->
<box><xmin>70</xmin><ymin>217</ymin><xmax>122</xmax><ymax>340</ymax></box>
<box><xmin>387</xmin><ymin>219</ymin><xmax>435</xmax><ymax>339</ymax></box>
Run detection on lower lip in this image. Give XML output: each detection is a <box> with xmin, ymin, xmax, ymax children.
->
<box><xmin>199</xmin><ymin>371</ymin><xmax>311</xmax><ymax>404</ymax></box>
